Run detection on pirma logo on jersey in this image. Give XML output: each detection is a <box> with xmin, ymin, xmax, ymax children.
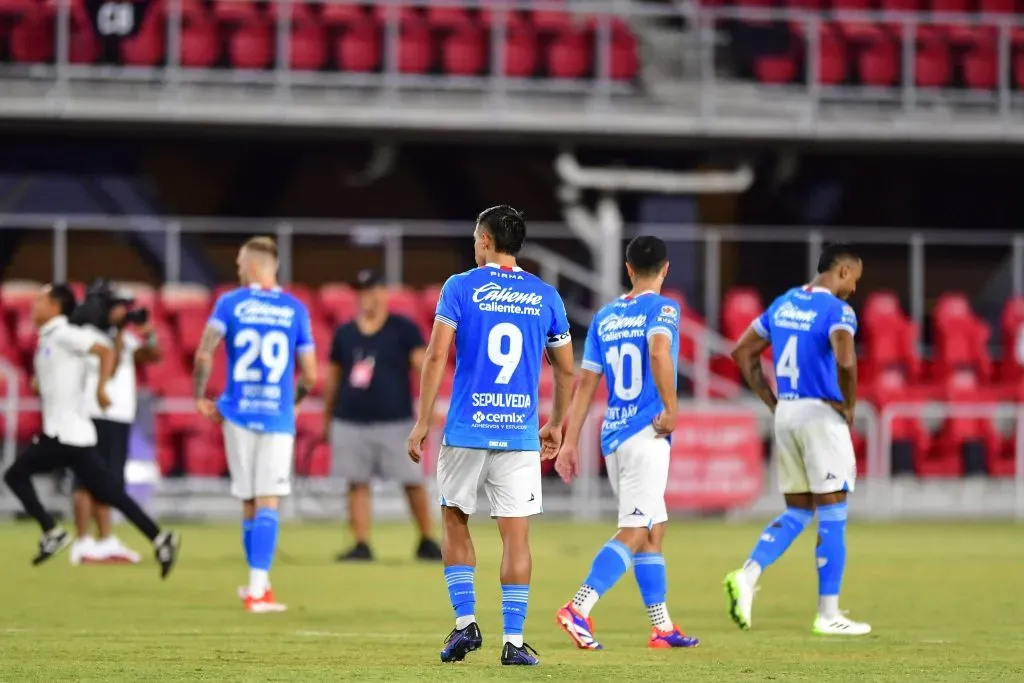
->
<box><xmin>233</xmin><ymin>300</ymin><xmax>296</xmax><ymax>324</ymax></box>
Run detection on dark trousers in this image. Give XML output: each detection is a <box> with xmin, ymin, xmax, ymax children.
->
<box><xmin>4</xmin><ymin>435</ymin><xmax>160</xmax><ymax>541</ymax></box>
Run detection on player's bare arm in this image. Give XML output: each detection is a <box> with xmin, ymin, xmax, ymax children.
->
<box><xmin>193</xmin><ymin>323</ymin><xmax>224</xmax><ymax>419</ymax></box>
<box><xmin>321</xmin><ymin>361</ymin><xmax>341</xmax><ymax>442</ymax></box>
<box><xmin>649</xmin><ymin>332</ymin><xmax>678</xmax><ymax>436</ymax></box>
<box><xmin>89</xmin><ymin>342</ymin><xmax>115</xmax><ymax>410</ymax></box>
<box><xmin>554</xmin><ymin>368</ymin><xmax>601</xmax><ymax>483</ymax></box>
<box><xmin>540</xmin><ymin>342</ymin><xmax>576</xmax><ymax>460</ymax></box>
<box><xmin>407</xmin><ymin>321</ymin><xmax>455</xmax><ymax>463</ymax></box>
<box><xmin>410</xmin><ymin>346</ymin><xmax>426</xmax><ymax>375</ymax></box>
<box><xmin>731</xmin><ymin>327</ymin><xmax>777</xmax><ymax>413</ymax></box>
<box><xmin>294</xmin><ymin>350</ymin><xmax>318</xmax><ymax>405</ymax></box>
<box><xmin>829</xmin><ymin>328</ymin><xmax>857</xmax><ymax>427</ymax></box>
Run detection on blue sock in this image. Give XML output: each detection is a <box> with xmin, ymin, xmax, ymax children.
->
<box><xmin>748</xmin><ymin>507</ymin><xmax>813</xmax><ymax>573</ymax></box>
<box><xmin>634</xmin><ymin>552</ymin><xmax>674</xmax><ymax>630</ymax></box>
<box><xmin>501</xmin><ymin>584</ymin><xmax>529</xmax><ymax>644</ymax></box>
<box><xmin>249</xmin><ymin>508</ymin><xmax>279</xmax><ymax>572</ymax></box>
<box><xmin>242</xmin><ymin>519</ymin><xmax>254</xmax><ymax>567</ymax></box>
<box><xmin>444</xmin><ymin>565</ymin><xmax>476</xmax><ymax>628</ymax></box>
<box><xmin>816</xmin><ymin>503</ymin><xmax>848</xmax><ymax>601</ymax></box>
<box><xmin>572</xmin><ymin>540</ymin><xmax>633</xmax><ymax>616</ymax></box>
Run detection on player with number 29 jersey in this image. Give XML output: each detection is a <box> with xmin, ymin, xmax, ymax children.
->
<box><xmin>209</xmin><ymin>286</ymin><xmax>314</xmax><ymax>435</ymax></box>
<box><xmin>582</xmin><ymin>293</ymin><xmax>680</xmax><ymax>455</ymax></box>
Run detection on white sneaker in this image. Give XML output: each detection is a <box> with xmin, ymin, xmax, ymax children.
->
<box><xmin>813</xmin><ymin>613</ymin><xmax>872</xmax><ymax>636</ymax></box>
<box><xmin>237</xmin><ymin>584</ymin><xmax>273</xmax><ymax>601</ymax></box>
<box><xmin>70</xmin><ymin>536</ymin><xmax>101</xmax><ymax>566</ymax></box>
<box><xmin>723</xmin><ymin>569</ymin><xmax>757</xmax><ymax>630</ymax></box>
<box><xmin>95</xmin><ymin>536</ymin><xmax>142</xmax><ymax>564</ymax></box>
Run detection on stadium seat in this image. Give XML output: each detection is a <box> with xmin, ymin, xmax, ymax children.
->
<box><xmin>337</xmin><ymin>20</ymin><xmax>382</xmax><ymax>72</ymax></box>
<box><xmin>932</xmin><ymin>292</ymin><xmax>993</xmax><ymax>382</ymax></box>
<box><xmin>504</xmin><ymin>26</ymin><xmax>539</xmax><ymax>77</ymax></box>
<box><xmin>861</xmin><ymin>290</ymin><xmax>922</xmax><ymax>381</ymax></box>
<box><xmin>9</xmin><ymin>11</ymin><xmax>55</xmax><ymax>63</ymax></box>
<box><xmin>161</xmin><ymin>283</ymin><xmax>212</xmax><ymax>317</ymax></box>
<box><xmin>180</xmin><ymin>22</ymin><xmax>221</xmax><ymax>67</ymax></box>
<box><xmin>214</xmin><ymin>0</ymin><xmax>263</xmax><ymax>24</ymax></box>
<box><xmin>321</xmin><ymin>2</ymin><xmax>366</xmax><ymax>26</ymax></box>
<box><xmin>547</xmin><ymin>27</ymin><xmax>591</xmax><ymax>79</ymax></box>
<box><xmin>962</xmin><ymin>46</ymin><xmax>997</xmax><ymax>91</ymax></box>
<box><xmin>998</xmin><ymin>296</ymin><xmax>1024</xmax><ymax>385</ymax></box>
<box><xmin>0</xmin><ymin>280</ymin><xmax>38</xmax><ymax>328</ymax></box>
<box><xmin>229</xmin><ymin>19</ymin><xmax>273</xmax><ymax>69</ymax></box>
<box><xmin>0</xmin><ymin>367</ymin><xmax>41</xmax><ymax>441</ymax></box>
<box><xmin>754</xmin><ymin>51</ymin><xmax>799</xmax><ymax>84</ymax></box>
<box><xmin>399</xmin><ymin>22</ymin><xmax>434</xmax><ymax>73</ymax></box>
<box><xmin>176</xmin><ymin>312</ymin><xmax>209</xmax><ymax>357</ymax></box>
<box><xmin>183</xmin><ymin>429</ymin><xmax>228</xmax><ymax>476</ymax></box>
<box><xmin>858</xmin><ymin>37</ymin><xmax>899</xmax><ymax>86</ymax></box>
<box><xmin>427</xmin><ymin>4</ymin><xmax>471</xmax><ymax>29</ymax></box>
<box><xmin>442</xmin><ymin>25</ymin><xmax>486</xmax><ymax>76</ymax></box>
<box><xmin>721</xmin><ymin>287</ymin><xmax>764</xmax><ymax>341</ymax></box>
<box><xmin>290</xmin><ymin>24</ymin><xmax>329</xmax><ymax>70</ymax></box>
<box><xmin>319</xmin><ymin>284</ymin><xmax>358</xmax><ymax>325</ymax></box>
<box><xmin>915</xmin><ymin>39</ymin><xmax>952</xmax><ymax>88</ymax></box>
<box><xmin>871</xmin><ymin>369</ymin><xmax>931</xmax><ymax>475</ymax></box>
<box><xmin>929</xmin><ymin>371</ymin><xmax>1001</xmax><ymax>477</ymax></box>
<box><xmin>121</xmin><ymin>6</ymin><xmax>166</xmax><ymax>66</ymax></box>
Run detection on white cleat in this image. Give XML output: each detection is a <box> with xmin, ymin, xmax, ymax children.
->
<box><xmin>95</xmin><ymin>536</ymin><xmax>142</xmax><ymax>564</ymax></box>
<box><xmin>813</xmin><ymin>613</ymin><xmax>872</xmax><ymax>636</ymax></box>
<box><xmin>70</xmin><ymin>536</ymin><xmax>100</xmax><ymax>566</ymax></box>
<box><xmin>723</xmin><ymin>569</ymin><xmax>757</xmax><ymax>630</ymax></box>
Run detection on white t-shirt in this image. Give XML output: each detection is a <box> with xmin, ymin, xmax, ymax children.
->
<box><xmin>34</xmin><ymin>316</ymin><xmax>111</xmax><ymax>447</ymax></box>
<box><xmin>85</xmin><ymin>328</ymin><xmax>141</xmax><ymax>424</ymax></box>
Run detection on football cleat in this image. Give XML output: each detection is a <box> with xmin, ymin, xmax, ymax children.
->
<box><xmin>555</xmin><ymin>602</ymin><xmax>602</xmax><ymax>650</ymax></box>
<box><xmin>500</xmin><ymin>641</ymin><xmax>540</xmax><ymax>666</ymax></box>
<box><xmin>723</xmin><ymin>569</ymin><xmax>756</xmax><ymax>630</ymax></box>
<box><xmin>648</xmin><ymin>626</ymin><xmax>700</xmax><ymax>649</ymax></box>
<box><xmin>813</xmin><ymin>614</ymin><xmax>872</xmax><ymax>636</ymax></box>
<box><xmin>33</xmin><ymin>527</ymin><xmax>71</xmax><ymax>566</ymax></box>
<box><xmin>94</xmin><ymin>536</ymin><xmax>142</xmax><ymax>564</ymax></box>
<box><xmin>154</xmin><ymin>531</ymin><xmax>181</xmax><ymax>579</ymax></box>
<box><xmin>238</xmin><ymin>586</ymin><xmax>278</xmax><ymax>602</ymax></box>
<box><xmin>245</xmin><ymin>591</ymin><xmax>288</xmax><ymax>613</ymax></box>
<box><xmin>440</xmin><ymin>622</ymin><xmax>482</xmax><ymax>663</ymax></box>
<box><xmin>69</xmin><ymin>536</ymin><xmax>100</xmax><ymax>566</ymax></box>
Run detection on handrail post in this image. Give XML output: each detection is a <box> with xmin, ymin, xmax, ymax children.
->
<box><xmin>1015</xmin><ymin>405</ymin><xmax>1024</xmax><ymax>520</ymax></box>
<box><xmin>276</xmin><ymin>222</ymin><xmax>293</xmax><ymax>285</ymax></box>
<box><xmin>0</xmin><ymin>359</ymin><xmax>18</xmax><ymax>468</ymax></box>
<box><xmin>165</xmin><ymin>221</ymin><xmax>181</xmax><ymax>283</ymax></box>
<box><xmin>384</xmin><ymin>226</ymin><xmax>403</xmax><ymax>287</ymax></box>
<box><xmin>909</xmin><ymin>233</ymin><xmax>925</xmax><ymax>352</ymax></box>
<box><xmin>703</xmin><ymin>229</ymin><xmax>721</xmax><ymax>329</ymax></box>
<box><xmin>53</xmin><ymin>219</ymin><xmax>68</xmax><ymax>283</ymax></box>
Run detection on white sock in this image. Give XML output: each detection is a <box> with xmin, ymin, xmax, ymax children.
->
<box><xmin>455</xmin><ymin>614</ymin><xmax>475</xmax><ymax>630</ymax></box>
<box><xmin>572</xmin><ymin>585</ymin><xmax>600</xmax><ymax>618</ymax></box>
<box><xmin>503</xmin><ymin>634</ymin><xmax>524</xmax><ymax>647</ymax></box>
<box><xmin>818</xmin><ymin>595</ymin><xmax>840</xmax><ymax>619</ymax></box>
<box><xmin>647</xmin><ymin>602</ymin><xmax>673</xmax><ymax>631</ymax></box>
<box><xmin>248</xmin><ymin>569</ymin><xmax>270</xmax><ymax>598</ymax></box>
<box><xmin>742</xmin><ymin>560</ymin><xmax>763</xmax><ymax>586</ymax></box>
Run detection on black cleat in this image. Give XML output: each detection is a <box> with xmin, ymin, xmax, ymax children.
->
<box><xmin>501</xmin><ymin>641</ymin><xmax>540</xmax><ymax>666</ymax></box>
<box><xmin>440</xmin><ymin>622</ymin><xmax>483</xmax><ymax>663</ymax></box>
<box><xmin>415</xmin><ymin>538</ymin><xmax>443</xmax><ymax>561</ymax></box>
<box><xmin>32</xmin><ymin>527</ymin><xmax>70</xmax><ymax>566</ymax></box>
<box><xmin>154</xmin><ymin>531</ymin><xmax>181</xmax><ymax>579</ymax></box>
<box><xmin>335</xmin><ymin>542</ymin><xmax>373</xmax><ymax>562</ymax></box>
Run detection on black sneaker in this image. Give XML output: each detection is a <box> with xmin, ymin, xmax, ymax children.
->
<box><xmin>335</xmin><ymin>542</ymin><xmax>373</xmax><ymax>562</ymax></box>
<box><xmin>32</xmin><ymin>527</ymin><xmax>70</xmax><ymax>566</ymax></box>
<box><xmin>415</xmin><ymin>537</ymin><xmax>442</xmax><ymax>561</ymax></box>
<box><xmin>501</xmin><ymin>641</ymin><xmax>540</xmax><ymax>666</ymax></box>
<box><xmin>440</xmin><ymin>622</ymin><xmax>482</xmax><ymax>663</ymax></box>
<box><xmin>154</xmin><ymin>531</ymin><xmax>181</xmax><ymax>579</ymax></box>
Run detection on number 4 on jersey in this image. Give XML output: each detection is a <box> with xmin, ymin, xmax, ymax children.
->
<box><xmin>778</xmin><ymin>336</ymin><xmax>800</xmax><ymax>388</ymax></box>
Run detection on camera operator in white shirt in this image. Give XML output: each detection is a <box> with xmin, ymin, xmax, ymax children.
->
<box><xmin>69</xmin><ymin>280</ymin><xmax>162</xmax><ymax>565</ymax></box>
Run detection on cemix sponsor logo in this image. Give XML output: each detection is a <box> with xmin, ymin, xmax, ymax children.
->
<box><xmin>472</xmin><ymin>392</ymin><xmax>532</xmax><ymax>408</ymax></box>
<box><xmin>597</xmin><ymin>313</ymin><xmax>647</xmax><ymax>336</ymax></box>
<box><xmin>471</xmin><ymin>282</ymin><xmax>544</xmax><ymax>307</ymax></box>
<box><xmin>234</xmin><ymin>300</ymin><xmax>296</xmax><ymax>320</ymax></box>
<box><xmin>472</xmin><ymin>411</ymin><xmax>527</xmax><ymax>425</ymax></box>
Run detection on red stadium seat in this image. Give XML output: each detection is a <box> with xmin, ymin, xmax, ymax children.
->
<box><xmin>962</xmin><ymin>46</ymin><xmax>997</xmax><ymax>91</ymax></box>
<box><xmin>929</xmin><ymin>371</ymin><xmax>1001</xmax><ymax>477</ymax></box>
<box><xmin>388</xmin><ymin>287</ymin><xmax>426</xmax><ymax>329</ymax></box>
<box><xmin>531</xmin><ymin>9</ymin><xmax>576</xmax><ymax>34</ymax></box>
<box><xmin>871</xmin><ymin>370</ymin><xmax>932</xmax><ymax>475</ymax></box>
<box><xmin>176</xmin><ymin>313</ymin><xmax>209</xmax><ymax>358</ymax></box>
<box><xmin>9</xmin><ymin>12</ymin><xmax>55</xmax><ymax>63</ymax></box>
<box><xmin>861</xmin><ymin>290</ymin><xmax>921</xmax><ymax>381</ymax></box>
<box><xmin>442</xmin><ymin>25</ymin><xmax>486</xmax><ymax>76</ymax></box>
<box><xmin>160</xmin><ymin>283</ymin><xmax>212</xmax><ymax>317</ymax></box>
<box><xmin>858</xmin><ymin>36</ymin><xmax>899</xmax><ymax>86</ymax></box>
<box><xmin>915</xmin><ymin>39</ymin><xmax>952</xmax><ymax>88</ymax></box>
<box><xmin>121</xmin><ymin>12</ymin><xmax>166</xmax><ymax>66</ymax></box>
<box><xmin>214</xmin><ymin>0</ymin><xmax>262</xmax><ymax>23</ymax></box>
<box><xmin>932</xmin><ymin>292</ymin><xmax>992</xmax><ymax>382</ymax></box>
<box><xmin>180</xmin><ymin>22</ymin><xmax>221</xmax><ymax>67</ymax></box>
<box><xmin>372</xmin><ymin>4</ymin><xmax>423</xmax><ymax>26</ymax></box>
<box><xmin>183</xmin><ymin>430</ymin><xmax>227</xmax><ymax>476</ymax></box>
<box><xmin>721</xmin><ymin>287</ymin><xmax>764</xmax><ymax>341</ymax></box>
<box><xmin>290</xmin><ymin>24</ymin><xmax>328</xmax><ymax>70</ymax></box>
<box><xmin>321</xmin><ymin>3</ymin><xmax>366</xmax><ymax>26</ymax></box>
<box><xmin>427</xmin><ymin>4</ymin><xmax>471</xmax><ymax>29</ymax></box>
<box><xmin>607</xmin><ymin>18</ymin><xmax>639</xmax><ymax>80</ymax></box>
<box><xmin>0</xmin><ymin>368</ymin><xmax>41</xmax><ymax>441</ymax></box>
<box><xmin>337</xmin><ymin>20</ymin><xmax>383</xmax><ymax>72</ymax></box>
<box><xmin>0</xmin><ymin>281</ymin><xmax>39</xmax><ymax>328</ymax></box>
<box><xmin>998</xmin><ymin>296</ymin><xmax>1024</xmax><ymax>385</ymax></box>
<box><xmin>319</xmin><ymin>284</ymin><xmax>358</xmax><ymax>325</ymax></box>
<box><xmin>399</xmin><ymin>22</ymin><xmax>434</xmax><ymax>73</ymax></box>
<box><xmin>229</xmin><ymin>20</ymin><xmax>273</xmax><ymax>69</ymax></box>
<box><xmin>754</xmin><ymin>51</ymin><xmax>799</xmax><ymax>84</ymax></box>
<box><xmin>548</xmin><ymin>28</ymin><xmax>591</xmax><ymax>79</ymax></box>
<box><xmin>504</xmin><ymin>26</ymin><xmax>539</xmax><ymax>77</ymax></box>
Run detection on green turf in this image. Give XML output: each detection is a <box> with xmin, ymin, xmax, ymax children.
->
<box><xmin>0</xmin><ymin>520</ymin><xmax>1022</xmax><ymax>681</ymax></box>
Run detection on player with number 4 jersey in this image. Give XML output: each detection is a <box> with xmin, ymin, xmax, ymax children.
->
<box><xmin>724</xmin><ymin>243</ymin><xmax>869</xmax><ymax>637</ymax></box>
<box><xmin>554</xmin><ymin>236</ymin><xmax>699</xmax><ymax>652</ymax></box>
<box><xmin>193</xmin><ymin>236</ymin><xmax>318</xmax><ymax>614</ymax></box>
<box><xmin>407</xmin><ymin>206</ymin><xmax>577</xmax><ymax>667</ymax></box>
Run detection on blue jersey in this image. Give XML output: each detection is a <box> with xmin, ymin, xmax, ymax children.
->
<box><xmin>435</xmin><ymin>264</ymin><xmax>571</xmax><ymax>451</ymax></box>
<box><xmin>208</xmin><ymin>285</ymin><xmax>314</xmax><ymax>434</ymax></box>
<box><xmin>582</xmin><ymin>292</ymin><xmax>680</xmax><ymax>455</ymax></box>
<box><xmin>753</xmin><ymin>286</ymin><xmax>858</xmax><ymax>403</ymax></box>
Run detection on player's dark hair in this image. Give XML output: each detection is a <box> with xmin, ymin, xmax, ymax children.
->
<box><xmin>476</xmin><ymin>205</ymin><xmax>527</xmax><ymax>256</ymax></box>
<box><xmin>626</xmin><ymin>235</ymin><xmax>668</xmax><ymax>276</ymax></box>
<box><xmin>817</xmin><ymin>243</ymin><xmax>861</xmax><ymax>274</ymax></box>
<box><xmin>48</xmin><ymin>283</ymin><xmax>77</xmax><ymax>318</ymax></box>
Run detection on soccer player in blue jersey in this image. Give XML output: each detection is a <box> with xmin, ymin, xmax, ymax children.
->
<box><xmin>724</xmin><ymin>243</ymin><xmax>869</xmax><ymax>636</ymax></box>
<box><xmin>553</xmin><ymin>235</ymin><xmax>700</xmax><ymax>651</ymax></box>
<box><xmin>193</xmin><ymin>236</ymin><xmax>318</xmax><ymax>614</ymax></box>
<box><xmin>406</xmin><ymin>205</ymin><xmax>576</xmax><ymax>666</ymax></box>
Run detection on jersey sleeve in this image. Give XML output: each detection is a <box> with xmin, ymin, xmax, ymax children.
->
<box><xmin>751</xmin><ymin>308</ymin><xmax>771</xmax><ymax>340</ymax></box>
<box><xmin>647</xmin><ymin>301</ymin><xmax>680</xmax><ymax>342</ymax></box>
<box><xmin>434</xmin><ymin>275</ymin><xmax>462</xmax><ymax>330</ymax></box>
<box><xmin>829</xmin><ymin>302</ymin><xmax>858</xmax><ymax>338</ymax></box>
<box><xmin>295</xmin><ymin>303</ymin><xmax>315</xmax><ymax>355</ymax></box>
<box><xmin>206</xmin><ymin>294</ymin><xmax>231</xmax><ymax>335</ymax></box>
<box><xmin>546</xmin><ymin>291</ymin><xmax>572</xmax><ymax>348</ymax></box>
<box><xmin>58</xmin><ymin>325</ymin><xmax>110</xmax><ymax>355</ymax></box>
<box><xmin>581</xmin><ymin>320</ymin><xmax>603</xmax><ymax>375</ymax></box>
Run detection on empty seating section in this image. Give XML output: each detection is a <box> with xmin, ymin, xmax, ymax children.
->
<box><xmin>729</xmin><ymin>0</ymin><xmax>1024</xmax><ymax>90</ymax></box>
<box><xmin>0</xmin><ymin>0</ymin><xmax>639</xmax><ymax>82</ymax></box>
<box><xmin>1</xmin><ymin>279</ymin><xmax>1022</xmax><ymax>478</ymax></box>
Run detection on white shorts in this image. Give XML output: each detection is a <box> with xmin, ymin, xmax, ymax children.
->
<box><xmin>606</xmin><ymin>425</ymin><xmax>670</xmax><ymax>529</ymax></box>
<box><xmin>436</xmin><ymin>445</ymin><xmax>542</xmax><ymax>518</ymax></box>
<box><xmin>774</xmin><ymin>399</ymin><xmax>856</xmax><ymax>495</ymax></box>
<box><xmin>222</xmin><ymin>421</ymin><xmax>295</xmax><ymax>500</ymax></box>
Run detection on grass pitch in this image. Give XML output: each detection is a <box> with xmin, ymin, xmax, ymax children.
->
<box><xmin>0</xmin><ymin>520</ymin><xmax>1022</xmax><ymax>681</ymax></box>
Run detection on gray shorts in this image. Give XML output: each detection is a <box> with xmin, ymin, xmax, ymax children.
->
<box><xmin>331</xmin><ymin>419</ymin><xmax>423</xmax><ymax>485</ymax></box>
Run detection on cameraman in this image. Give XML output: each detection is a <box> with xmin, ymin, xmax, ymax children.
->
<box><xmin>69</xmin><ymin>279</ymin><xmax>162</xmax><ymax>565</ymax></box>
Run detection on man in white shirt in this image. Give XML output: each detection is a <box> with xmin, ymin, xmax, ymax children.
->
<box><xmin>2</xmin><ymin>284</ymin><xmax>181</xmax><ymax>577</ymax></box>
<box><xmin>71</xmin><ymin>282</ymin><xmax>162</xmax><ymax>565</ymax></box>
